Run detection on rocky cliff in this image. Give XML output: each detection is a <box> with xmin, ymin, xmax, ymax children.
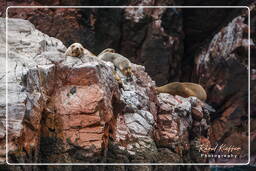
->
<box><xmin>0</xmin><ymin>1</ymin><xmax>255</xmax><ymax>171</ymax></box>
<box><xmin>0</xmin><ymin>18</ymin><xmax>213</xmax><ymax>167</ymax></box>
<box><xmin>3</xmin><ymin>0</ymin><xmax>184</xmax><ymax>86</ymax></box>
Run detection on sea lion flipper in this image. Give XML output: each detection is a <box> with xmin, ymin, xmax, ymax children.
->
<box><xmin>113</xmin><ymin>70</ymin><xmax>122</xmax><ymax>84</ymax></box>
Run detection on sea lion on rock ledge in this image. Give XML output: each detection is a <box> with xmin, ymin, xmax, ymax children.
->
<box><xmin>65</xmin><ymin>43</ymin><xmax>95</xmax><ymax>57</ymax></box>
<box><xmin>156</xmin><ymin>82</ymin><xmax>207</xmax><ymax>101</ymax></box>
<box><xmin>97</xmin><ymin>49</ymin><xmax>132</xmax><ymax>77</ymax></box>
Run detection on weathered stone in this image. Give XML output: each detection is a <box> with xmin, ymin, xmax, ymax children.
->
<box><xmin>191</xmin><ymin>106</ymin><xmax>203</xmax><ymax>121</ymax></box>
<box><xmin>3</xmin><ymin>0</ymin><xmax>183</xmax><ymax>86</ymax></box>
<box><xmin>193</xmin><ymin>14</ymin><xmax>251</xmax><ymax>163</ymax></box>
<box><xmin>0</xmin><ymin>1</ymin><xmax>254</xmax><ymax>169</ymax></box>
<box><xmin>154</xmin><ymin>92</ymin><xmax>211</xmax><ymax>162</ymax></box>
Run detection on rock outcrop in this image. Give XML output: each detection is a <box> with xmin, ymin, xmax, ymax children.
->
<box><xmin>0</xmin><ymin>18</ymin><xmax>213</xmax><ymax>167</ymax></box>
<box><xmin>0</xmin><ymin>17</ymin><xmax>67</xmax><ymax>163</ymax></box>
<box><xmin>0</xmin><ymin>0</ymin><xmax>255</xmax><ymax>170</ymax></box>
<box><xmin>193</xmin><ymin>10</ymin><xmax>252</xmax><ymax>164</ymax></box>
<box><xmin>3</xmin><ymin>0</ymin><xmax>184</xmax><ymax>86</ymax></box>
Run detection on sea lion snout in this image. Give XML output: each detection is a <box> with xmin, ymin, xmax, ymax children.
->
<box><xmin>122</xmin><ymin>67</ymin><xmax>132</xmax><ymax>77</ymax></box>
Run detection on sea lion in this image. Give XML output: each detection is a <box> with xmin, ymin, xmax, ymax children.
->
<box><xmin>156</xmin><ymin>82</ymin><xmax>207</xmax><ymax>101</ymax></box>
<box><xmin>98</xmin><ymin>48</ymin><xmax>115</xmax><ymax>56</ymax></box>
<box><xmin>97</xmin><ymin>50</ymin><xmax>132</xmax><ymax>77</ymax></box>
<box><xmin>65</xmin><ymin>43</ymin><xmax>95</xmax><ymax>57</ymax></box>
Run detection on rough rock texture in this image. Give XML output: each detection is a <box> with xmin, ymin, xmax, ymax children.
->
<box><xmin>249</xmin><ymin>2</ymin><xmax>256</xmax><ymax>166</ymax></box>
<box><xmin>193</xmin><ymin>9</ymin><xmax>252</xmax><ymax>164</ymax></box>
<box><xmin>0</xmin><ymin>18</ymin><xmax>213</xmax><ymax>168</ymax></box>
<box><xmin>181</xmin><ymin>0</ymin><xmax>255</xmax><ymax>82</ymax></box>
<box><xmin>0</xmin><ymin>17</ymin><xmax>66</xmax><ymax>163</ymax></box>
<box><xmin>3</xmin><ymin>0</ymin><xmax>184</xmax><ymax>86</ymax></box>
<box><xmin>0</xmin><ymin>0</ymin><xmax>255</xmax><ymax>170</ymax></box>
<box><xmin>154</xmin><ymin>94</ymin><xmax>211</xmax><ymax>163</ymax></box>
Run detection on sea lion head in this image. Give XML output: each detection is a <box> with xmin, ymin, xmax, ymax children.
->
<box><xmin>124</xmin><ymin>66</ymin><xmax>132</xmax><ymax>76</ymax></box>
<box><xmin>119</xmin><ymin>61</ymin><xmax>132</xmax><ymax>76</ymax></box>
<box><xmin>102</xmin><ymin>48</ymin><xmax>115</xmax><ymax>53</ymax></box>
<box><xmin>66</xmin><ymin>43</ymin><xmax>84</xmax><ymax>57</ymax></box>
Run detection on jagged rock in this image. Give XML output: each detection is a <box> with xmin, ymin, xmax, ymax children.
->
<box><xmin>122</xmin><ymin>2</ymin><xmax>183</xmax><ymax>85</ymax></box>
<box><xmin>193</xmin><ymin>12</ymin><xmax>252</xmax><ymax>163</ymax></box>
<box><xmin>154</xmin><ymin>94</ymin><xmax>210</xmax><ymax>163</ymax></box>
<box><xmin>0</xmin><ymin>17</ymin><xmax>157</xmax><ymax>163</ymax></box>
<box><xmin>0</xmin><ymin>1</ymin><xmax>255</xmax><ymax>170</ymax></box>
<box><xmin>0</xmin><ymin>18</ymin><xmax>213</xmax><ymax>166</ymax></box>
<box><xmin>4</xmin><ymin>0</ymin><xmax>183</xmax><ymax>86</ymax></box>
<box><xmin>0</xmin><ymin>17</ymin><xmax>66</xmax><ymax>163</ymax></box>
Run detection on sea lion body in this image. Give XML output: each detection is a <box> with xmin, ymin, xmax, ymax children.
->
<box><xmin>65</xmin><ymin>43</ymin><xmax>95</xmax><ymax>57</ymax></box>
<box><xmin>98</xmin><ymin>51</ymin><xmax>132</xmax><ymax>76</ymax></box>
<box><xmin>98</xmin><ymin>48</ymin><xmax>115</xmax><ymax>56</ymax></box>
<box><xmin>156</xmin><ymin>82</ymin><xmax>207</xmax><ymax>101</ymax></box>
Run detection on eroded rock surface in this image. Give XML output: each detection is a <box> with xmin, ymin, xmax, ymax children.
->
<box><xmin>0</xmin><ymin>18</ymin><xmax>214</xmax><ymax>166</ymax></box>
<box><xmin>0</xmin><ymin>17</ymin><xmax>67</xmax><ymax>163</ymax></box>
<box><xmin>193</xmin><ymin>12</ymin><xmax>252</xmax><ymax>163</ymax></box>
<box><xmin>0</xmin><ymin>1</ymin><xmax>254</xmax><ymax>170</ymax></box>
<box><xmin>3</xmin><ymin>0</ymin><xmax>184</xmax><ymax>86</ymax></box>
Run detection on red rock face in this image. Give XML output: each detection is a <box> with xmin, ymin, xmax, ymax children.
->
<box><xmin>2</xmin><ymin>34</ymin><xmax>213</xmax><ymax>165</ymax></box>
<box><xmin>154</xmin><ymin>94</ymin><xmax>211</xmax><ymax>163</ymax></box>
<box><xmin>9</xmin><ymin>56</ymin><xmax>122</xmax><ymax>163</ymax></box>
<box><xmin>1</xmin><ymin>0</ymin><xmax>255</xmax><ymax>170</ymax></box>
<box><xmin>42</xmin><ymin>85</ymin><xmax>105</xmax><ymax>161</ymax></box>
<box><xmin>154</xmin><ymin>113</ymin><xmax>179</xmax><ymax>147</ymax></box>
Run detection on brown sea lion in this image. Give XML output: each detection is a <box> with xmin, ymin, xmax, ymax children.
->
<box><xmin>156</xmin><ymin>82</ymin><xmax>207</xmax><ymax>101</ymax></box>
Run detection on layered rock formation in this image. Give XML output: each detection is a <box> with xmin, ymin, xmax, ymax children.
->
<box><xmin>3</xmin><ymin>0</ymin><xmax>184</xmax><ymax>86</ymax></box>
<box><xmin>0</xmin><ymin>0</ymin><xmax>255</xmax><ymax>170</ymax></box>
<box><xmin>0</xmin><ymin>18</ymin><xmax>214</xmax><ymax>168</ymax></box>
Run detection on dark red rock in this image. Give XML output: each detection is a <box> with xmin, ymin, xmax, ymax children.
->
<box><xmin>191</xmin><ymin>106</ymin><xmax>203</xmax><ymax>121</ymax></box>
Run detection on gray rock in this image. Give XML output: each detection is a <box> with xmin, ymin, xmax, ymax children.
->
<box><xmin>0</xmin><ymin>18</ymin><xmax>66</xmax><ymax>163</ymax></box>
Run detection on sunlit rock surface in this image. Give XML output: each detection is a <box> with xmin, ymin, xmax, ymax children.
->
<box><xmin>0</xmin><ymin>17</ymin><xmax>67</xmax><ymax>163</ymax></box>
<box><xmin>3</xmin><ymin>0</ymin><xmax>184</xmax><ymax>86</ymax></box>
<box><xmin>0</xmin><ymin>18</ymin><xmax>214</xmax><ymax>166</ymax></box>
<box><xmin>0</xmin><ymin>1</ymin><xmax>255</xmax><ymax>170</ymax></box>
